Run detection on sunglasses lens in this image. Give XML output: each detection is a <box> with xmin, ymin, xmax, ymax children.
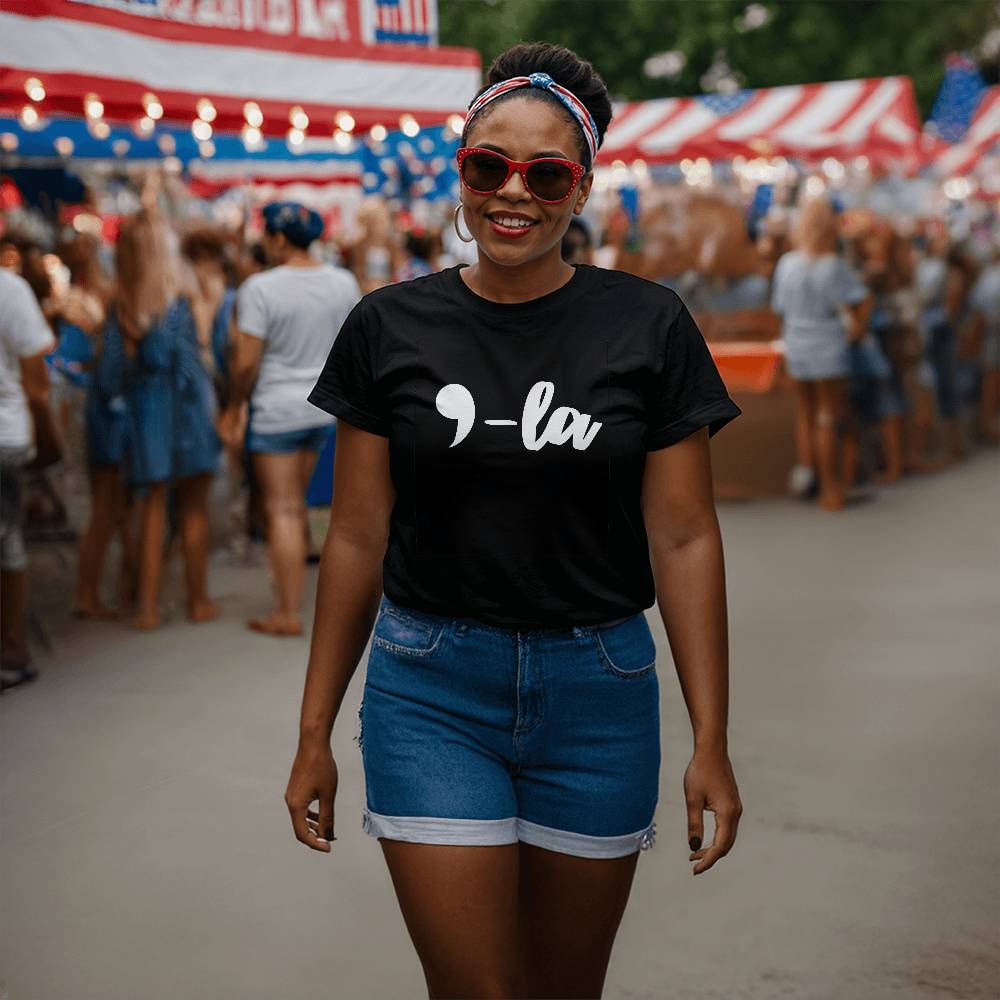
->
<box><xmin>461</xmin><ymin>151</ymin><xmax>509</xmax><ymax>192</ymax></box>
<box><xmin>525</xmin><ymin>161</ymin><xmax>575</xmax><ymax>201</ymax></box>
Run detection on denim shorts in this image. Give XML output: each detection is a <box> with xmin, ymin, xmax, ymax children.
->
<box><xmin>245</xmin><ymin>423</ymin><xmax>333</xmax><ymax>454</ymax></box>
<box><xmin>356</xmin><ymin>595</ymin><xmax>661</xmax><ymax>859</ymax></box>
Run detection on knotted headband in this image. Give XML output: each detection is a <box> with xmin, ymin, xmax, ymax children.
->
<box><xmin>463</xmin><ymin>71</ymin><xmax>600</xmax><ymax>166</ymax></box>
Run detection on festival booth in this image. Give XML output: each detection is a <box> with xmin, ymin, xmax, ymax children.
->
<box><xmin>0</xmin><ymin>0</ymin><xmax>478</xmax><ymax>249</ymax></box>
<box><xmin>590</xmin><ymin>77</ymin><xmax>925</xmax><ymax>497</ymax></box>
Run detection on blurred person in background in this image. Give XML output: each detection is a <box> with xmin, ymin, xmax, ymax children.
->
<box><xmin>968</xmin><ymin>239</ymin><xmax>1000</xmax><ymax>445</ymax></box>
<box><xmin>0</xmin><ymin>232</ymin><xmax>52</xmax><ymax>305</ymax></box>
<box><xmin>1</xmin><ymin>233</ymin><xmax>70</xmax><ymax>531</ymax></box>
<box><xmin>219</xmin><ymin>201</ymin><xmax>360</xmax><ymax>637</ymax></box>
<box><xmin>394</xmin><ymin>226</ymin><xmax>438</xmax><ymax>283</ymax></box>
<box><xmin>77</xmin><ymin>286</ymin><xmax>133</xmax><ymax>619</ymax></box>
<box><xmin>109</xmin><ymin>179</ymin><xmax>221</xmax><ymax>630</ymax></box>
<box><xmin>44</xmin><ymin>234</ymin><xmax>134</xmax><ymax>619</ymax></box>
<box><xmin>912</xmin><ymin>219</ymin><xmax>967</xmax><ymax>465</ymax></box>
<box><xmin>0</xmin><ymin>266</ymin><xmax>56</xmax><ymax>691</ymax></box>
<box><xmin>841</xmin><ymin>217</ymin><xmax>904</xmax><ymax>488</ymax></box>
<box><xmin>561</xmin><ymin>216</ymin><xmax>592</xmax><ymax>264</ymax></box>
<box><xmin>771</xmin><ymin>196</ymin><xmax>872</xmax><ymax>511</ymax></box>
<box><xmin>181</xmin><ymin>225</ymin><xmax>237</xmax><ymax>406</ymax></box>
<box><xmin>949</xmin><ymin>245</ymin><xmax>983</xmax><ymax>452</ymax></box>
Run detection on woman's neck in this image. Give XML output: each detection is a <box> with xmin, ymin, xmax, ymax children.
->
<box><xmin>461</xmin><ymin>247</ymin><xmax>575</xmax><ymax>304</ymax></box>
<box><xmin>284</xmin><ymin>248</ymin><xmax>320</xmax><ymax>268</ymax></box>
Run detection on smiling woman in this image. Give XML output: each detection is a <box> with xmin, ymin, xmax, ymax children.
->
<box><xmin>289</xmin><ymin>39</ymin><xmax>744</xmax><ymax>1000</ymax></box>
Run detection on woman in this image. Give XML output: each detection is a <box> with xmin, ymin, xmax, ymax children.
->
<box><xmin>46</xmin><ymin>234</ymin><xmax>134</xmax><ymax>618</ymax></box>
<box><xmin>771</xmin><ymin>196</ymin><xmax>872</xmax><ymax>511</ymax></box>
<box><xmin>219</xmin><ymin>201</ymin><xmax>361</xmax><ymax>636</ymax></box>
<box><xmin>912</xmin><ymin>222</ymin><xmax>968</xmax><ymax>464</ymax></box>
<box><xmin>286</xmin><ymin>43</ymin><xmax>744</xmax><ymax>999</ymax></box>
<box><xmin>109</xmin><ymin>196</ymin><xmax>220</xmax><ymax>629</ymax></box>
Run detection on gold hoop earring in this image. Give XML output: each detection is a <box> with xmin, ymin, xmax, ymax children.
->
<box><xmin>453</xmin><ymin>203</ymin><xmax>475</xmax><ymax>244</ymax></box>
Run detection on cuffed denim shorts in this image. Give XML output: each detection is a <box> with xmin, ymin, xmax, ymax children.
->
<box><xmin>245</xmin><ymin>423</ymin><xmax>332</xmax><ymax>454</ymax></box>
<box><xmin>356</xmin><ymin>594</ymin><xmax>661</xmax><ymax>859</ymax></box>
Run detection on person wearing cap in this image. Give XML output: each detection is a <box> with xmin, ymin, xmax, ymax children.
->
<box><xmin>219</xmin><ymin>201</ymin><xmax>361</xmax><ymax>637</ymax></box>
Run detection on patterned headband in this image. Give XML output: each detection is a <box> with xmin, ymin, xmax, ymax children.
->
<box><xmin>464</xmin><ymin>71</ymin><xmax>600</xmax><ymax>166</ymax></box>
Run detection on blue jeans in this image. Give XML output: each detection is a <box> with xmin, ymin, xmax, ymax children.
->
<box><xmin>356</xmin><ymin>594</ymin><xmax>661</xmax><ymax>858</ymax></box>
<box><xmin>245</xmin><ymin>423</ymin><xmax>333</xmax><ymax>454</ymax></box>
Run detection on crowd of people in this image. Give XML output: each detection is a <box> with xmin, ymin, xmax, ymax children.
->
<box><xmin>0</xmin><ymin>170</ymin><xmax>997</xmax><ymax>691</ymax></box>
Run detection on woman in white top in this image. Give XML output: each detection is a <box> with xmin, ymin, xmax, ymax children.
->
<box><xmin>771</xmin><ymin>197</ymin><xmax>871</xmax><ymax>511</ymax></box>
<box><xmin>219</xmin><ymin>202</ymin><xmax>361</xmax><ymax>636</ymax></box>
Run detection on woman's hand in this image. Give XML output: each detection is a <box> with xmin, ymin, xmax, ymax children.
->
<box><xmin>684</xmin><ymin>745</ymin><xmax>743</xmax><ymax>875</ymax></box>
<box><xmin>285</xmin><ymin>738</ymin><xmax>339</xmax><ymax>853</ymax></box>
<box><xmin>217</xmin><ymin>402</ymin><xmax>247</xmax><ymax>447</ymax></box>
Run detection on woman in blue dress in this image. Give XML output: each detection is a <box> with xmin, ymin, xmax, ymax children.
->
<box><xmin>113</xmin><ymin>206</ymin><xmax>221</xmax><ymax>629</ymax></box>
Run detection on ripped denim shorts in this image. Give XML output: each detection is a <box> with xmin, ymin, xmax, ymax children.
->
<box><xmin>354</xmin><ymin>594</ymin><xmax>660</xmax><ymax>859</ymax></box>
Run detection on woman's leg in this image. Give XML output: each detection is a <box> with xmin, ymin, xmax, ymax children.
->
<box><xmin>75</xmin><ymin>466</ymin><xmax>124</xmax><ymax>618</ymax></box>
<box><xmin>176</xmin><ymin>472</ymin><xmax>218</xmax><ymax>622</ymax></box>
<box><xmin>297</xmin><ymin>446</ymin><xmax>323</xmax><ymax>561</ymax></box>
<box><xmin>792</xmin><ymin>378</ymin><xmax>816</xmax><ymax>471</ymax></box>
<box><xmin>378</xmin><ymin>840</ymin><xmax>523</xmax><ymax>999</ymax></box>
<box><xmin>517</xmin><ymin>842</ymin><xmax>641</xmax><ymax>999</ymax></box>
<box><xmin>135</xmin><ymin>482</ymin><xmax>168</xmax><ymax>629</ymax></box>
<box><xmin>116</xmin><ymin>485</ymin><xmax>137</xmax><ymax>612</ymax></box>
<box><xmin>875</xmin><ymin>414</ymin><xmax>905</xmax><ymax>483</ymax></box>
<box><xmin>814</xmin><ymin>377</ymin><xmax>849</xmax><ymax>511</ymax></box>
<box><xmin>251</xmin><ymin>451</ymin><xmax>307</xmax><ymax>633</ymax></box>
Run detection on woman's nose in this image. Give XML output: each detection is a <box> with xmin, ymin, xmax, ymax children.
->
<box><xmin>496</xmin><ymin>168</ymin><xmax>532</xmax><ymax>202</ymax></box>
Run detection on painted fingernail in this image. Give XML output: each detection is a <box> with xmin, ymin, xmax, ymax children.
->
<box><xmin>689</xmin><ymin>836</ymin><xmax>701</xmax><ymax>851</ymax></box>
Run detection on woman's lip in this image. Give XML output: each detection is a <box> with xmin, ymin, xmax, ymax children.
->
<box><xmin>487</xmin><ymin>216</ymin><xmax>538</xmax><ymax>238</ymax></box>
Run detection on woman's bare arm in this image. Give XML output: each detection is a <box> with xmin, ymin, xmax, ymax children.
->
<box><xmin>641</xmin><ymin>426</ymin><xmax>742</xmax><ymax>874</ymax></box>
<box><xmin>286</xmin><ymin>420</ymin><xmax>394</xmax><ymax>852</ymax></box>
<box><xmin>299</xmin><ymin>421</ymin><xmax>394</xmax><ymax>741</ymax></box>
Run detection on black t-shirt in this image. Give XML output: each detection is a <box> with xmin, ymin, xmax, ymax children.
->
<box><xmin>308</xmin><ymin>263</ymin><xmax>741</xmax><ymax>629</ymax></box>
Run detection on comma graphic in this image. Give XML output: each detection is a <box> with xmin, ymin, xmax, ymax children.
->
<box><xmin>435</xmin><ymin>381</ymin><xmax>602</xmax><ymax>451</ymax></box>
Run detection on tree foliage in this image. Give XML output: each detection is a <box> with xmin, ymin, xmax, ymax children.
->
<box><xmin>439</xmin><ymin>0</ymin><xmax>996</xmax><ymax>116</ymax></box>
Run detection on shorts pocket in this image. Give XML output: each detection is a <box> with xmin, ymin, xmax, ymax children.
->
<box><xmin>595</xmin><ymin>613</ymin><xmax>657</xmax><ymax>678</ymax></box>
<box><xmin>372</xmin><ymin>606</ymin><xmax>447</xmax><ymax>658</ymax></box>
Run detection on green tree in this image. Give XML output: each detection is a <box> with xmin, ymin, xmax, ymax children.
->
<box><xmin>439</xmin><ymin>0</ymin><xmax>996</xmax><ymax>116</ymax></box>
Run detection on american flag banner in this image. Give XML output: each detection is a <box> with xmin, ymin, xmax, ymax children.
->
<box><xmin>927</xmin><ymin>87</ymin><xmax>1000</xmax><ymax>177</ymax></box>
<box><xmin>926</xmin><ymin>53</ymin><xmax>988</xmax><ymax>143</ymax></box>
<box><xmin>361</xmin><ymin>0</ymin><xmax>438</xmax><ymax>46</ymax></box>
<box><xmin>0</xmin><ymin>0</ymin><xmax>472</xmax><ymax>140</ymax></box>
<box><xmin>598</xmin><ymin>77</ymin><xmax>921</xmax><ymax>167</ymax></box>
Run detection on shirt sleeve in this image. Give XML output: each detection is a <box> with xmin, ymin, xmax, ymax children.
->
<box><xmin>2</xmin><ymin>275</ymin><xmax>55</xmax><ymax>357</ymax></box>
<box><xmin>307</xmin><ymin>297</ymin><xmax>389</xmax><ymax>437</ymax></box>
<box><xmin>644</xmin><ymin>301</ymin><xmax>743</xmax><ymax>452</ymax></box>
<box><xmin>235</xmin><ymin>276</ymin><xmax>268</xmax><ymax>340</ymax></box>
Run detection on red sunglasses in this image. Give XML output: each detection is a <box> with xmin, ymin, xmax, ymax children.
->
<box><xmin>456</xmin><ymin>147</ymin><xmax>587</xmax><ymax>204</ymax></box>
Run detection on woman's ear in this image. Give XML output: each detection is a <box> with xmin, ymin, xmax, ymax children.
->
<box><xmin>574</xmin><ymin>172</ymin><xmax>595</xmax><ymax>214</ymax></box>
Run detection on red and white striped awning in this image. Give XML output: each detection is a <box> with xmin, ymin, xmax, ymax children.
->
<box><xmin>0</xmin><ymin>0</ymin><xmax>479</xmax><ymax>139</ymax></box>
<box><xmin>598</xmin><ymin>77</ymin><xmax>921</xmax><ymax>167</ymax></box>
<box><xmin>925</xmin><ymin>86</ymin><xmax>1000</xmax><ymax>176</ymax></box>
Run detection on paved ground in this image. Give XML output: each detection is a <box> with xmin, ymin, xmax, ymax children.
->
<box><xmin>2</xmin><ymin>451</ymin><xmax>998</xmax><ymax>1000</ymax></box>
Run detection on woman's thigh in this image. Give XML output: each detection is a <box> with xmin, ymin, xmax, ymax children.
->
<box><xmin>251</xmin><ymin>452</ymin><xmax>303</xmax><ymax>512</ymax></box>
<box><xmin>379</xmin><ymin>840</ymin><xmax>522</xmax><ymax>999</ymax></box>
<box><xmin>815</xmin><ymin>377</ymin><xmax>849</xmax><ymax>417</ymax></box>
<box><xmin>518</xmin><ymin>841</ymin><xmax>640</xmax><ymax>999</ymax></box>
